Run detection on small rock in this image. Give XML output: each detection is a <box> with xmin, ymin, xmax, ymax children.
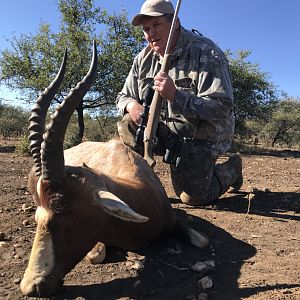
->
<box><xmin>197</xmin><ymin>276</ymin><xmax>213</xmax><ymax>290</ymax></box>
<box><xmin>191</xmin><ymin>262</ymin><xmax>210</xmax><ymax>273</ymax></box>
<box><xmin>165</xmin><ymin>244</ymin><xmax>182</xmax><ymax>254</ymax></box>
<box><xmin>21</xmin><ymin>204</ymin><xmax>34</xmax><ymax>212</ymax></box>
<box><xmin>203</xmin><ymin>260</ymin><xmax>215</xmax><ymax>268</ymax></box>
<box><xmin>13</xmin><ymin>278</ymin><xmax>21</xmax><ymax>284</ymax></box>
<box><xmin>85</xmin><ymin>242</ymin><xmax>106</xmax><ymax>264</ymax></box>
<box><xmin>198</xmin><ymin>293</ymin><xmax>208</xmax><ymax>300</ymax></box>
<box><xmin>264</xmin><ymin>188</ymin><xmax>271</xmax><ymax>193</ymax></box>
<box><xmin>22</xmin><ymin>219</ymin><xmax>30</xmax><ymax>226</ymax></box>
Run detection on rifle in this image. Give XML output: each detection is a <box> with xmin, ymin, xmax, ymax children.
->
<box><xmin>143</xmin><ymin>0</ymin><xmax>182</xmax><ymax>168</ymax></box>
<box><xmin>134</xmin><ymin>86</ymin><xmax>154</xmax><ymax>147</ymax></box>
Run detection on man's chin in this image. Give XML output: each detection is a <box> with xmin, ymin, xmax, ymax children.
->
<box><xmin>152</xmin><ymin>46</ymin><xmax>165</xmax><ymax>56</ymax></box>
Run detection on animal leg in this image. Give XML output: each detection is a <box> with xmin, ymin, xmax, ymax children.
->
<box><xmin>171</xmin><ymin>220</ymin><xmax>209</xmax><ymax>248</ymax></box>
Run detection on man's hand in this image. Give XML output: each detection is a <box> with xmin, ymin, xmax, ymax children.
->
<box><xmin>154</xmin><ymin>71</ymin><xmax>176</xmax><ymax>101</ymax></box>
<box><xmin>126</xmin><ymin>101</ymin><xmax>144</xmax><ymax>125</ymax></box>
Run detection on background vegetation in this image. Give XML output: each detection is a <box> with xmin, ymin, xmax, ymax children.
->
<box><xmin>0</xmin><ymin>0</ymin><xmax>299</xmax><ymax>153</ymax></box>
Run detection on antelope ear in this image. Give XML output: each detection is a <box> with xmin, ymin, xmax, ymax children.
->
<box><xmin>94</xmin><ymin>190</ymin><xmax>149</xmax><ymax>223</ymax></box>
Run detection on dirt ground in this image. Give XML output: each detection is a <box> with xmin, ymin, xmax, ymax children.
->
<box><xmin>0</xmin><ymin>138</ymin><xmax>299</xmax><ymax>300</ymax></box>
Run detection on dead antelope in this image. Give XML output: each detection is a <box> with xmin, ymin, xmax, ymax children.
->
<box><xmin>20</xmin><ymin>41</ymin><xmax>209</xmax><ymax>297</ymax></box>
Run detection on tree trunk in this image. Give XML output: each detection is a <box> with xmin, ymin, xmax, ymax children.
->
<box><xmin>76</xmin><ymin>100</ymin><xmax>84</xmax><ymax>144</ymax></box>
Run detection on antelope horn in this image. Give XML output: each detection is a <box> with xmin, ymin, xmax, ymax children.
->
<box><xmin>41</xmin><ymin>40</ymin><xmax>98</xmax><ymax>181</ymax></box>
<box><xmin>28</xmin><ymin>49</ymin><xmax>68</xmax><ymax>177</ymax></box>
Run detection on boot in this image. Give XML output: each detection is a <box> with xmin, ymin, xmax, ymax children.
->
<box><xmin>214</xmin><ymin>154</ymin><xmax>243</xmax><ymax>194</ymax></box>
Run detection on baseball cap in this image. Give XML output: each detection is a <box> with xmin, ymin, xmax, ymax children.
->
<box><xmin>132</xmin><ymin>0</ymin><xmax>175</xmax><ymax>26</ymax></box>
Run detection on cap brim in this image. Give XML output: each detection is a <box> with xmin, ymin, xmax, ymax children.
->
<box><xmin>132</xmin><ymin>12</ymin><xmax>164</xmax><ymax>26</ymax></box>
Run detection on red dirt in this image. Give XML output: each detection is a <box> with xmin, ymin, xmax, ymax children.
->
<box><xmin>0</xmin><ymin>138</ymin><xmax>299</xmax><ymax>300</ymax></box>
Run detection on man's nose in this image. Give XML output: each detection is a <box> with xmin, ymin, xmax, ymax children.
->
<box><xmin>149</xmin><ymin>27</ymin><xmax>157</xmax><ymax>37</ymax></box>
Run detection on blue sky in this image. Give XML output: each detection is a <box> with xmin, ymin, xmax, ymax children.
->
<box><xmin>0</xmin><ymin>0</ymin><xmax>300</xmax><ymax>105</ymax></box>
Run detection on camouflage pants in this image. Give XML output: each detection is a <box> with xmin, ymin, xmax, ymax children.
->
<box><xmin>117</xmin><ymin>114</ymin><xmax>241</xmax><ymax>206</ymax></box>
<box><xmin>170</xmin><ymin>143</ymin><xmax>221</xmax><ymax>205</ymax></box>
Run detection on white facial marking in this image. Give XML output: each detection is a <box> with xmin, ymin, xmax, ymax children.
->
<box><xmin>21</xmin><ymin>205</ymin><xmax>55</xmax><ymax>295</ymax></box>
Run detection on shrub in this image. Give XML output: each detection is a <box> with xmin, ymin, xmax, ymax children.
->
<box><xmin>15</xmin><ymin>135</ymin><xmax>31</xmax><ymax>155</ymax></box>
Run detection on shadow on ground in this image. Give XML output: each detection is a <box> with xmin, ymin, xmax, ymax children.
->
<box><xmin>213</xmin><ymin>191</ymin><xmax>300</xmax><ymax>220</ymax></box>
<box><xmin>44</xmin><ymin>209</ymin><xmax>257</xmax><ymax>300</ymax></box>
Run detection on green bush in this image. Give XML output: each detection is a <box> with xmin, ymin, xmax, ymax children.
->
<box><xmin>15</xmin><ymin>135</ymin><xmax>31</xmax><ymax>155</ymax></box>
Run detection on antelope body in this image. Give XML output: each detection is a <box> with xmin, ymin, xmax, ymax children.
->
<box><xmin>20</xmin><ymin>42</ymin><xmax>208</xmax><ymax>297</ymax></box>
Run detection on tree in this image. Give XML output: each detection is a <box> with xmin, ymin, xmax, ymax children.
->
<box><xmin>0</xmin><ymin>0</ymin><xmax>144</xmax><ymax>143</ymax></box>
<box><xmin>0</xmin><ymin>102</ymin><xmax>29</xmax><ymax>138</ymax></box>
<box><xmin>227</xmin><ymin>50</ymin><xmax>280</xmax><ymax>134</ymax></box>
<box><xmin>264</xmin><ymin>99</ymin><xmax>300</xmax><ymax>147</ymax></box>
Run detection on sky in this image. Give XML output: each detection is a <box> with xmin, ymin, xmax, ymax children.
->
<box><xmin>0</xmin><ymin>0</ymin><xmax>300</xmax><ymax>107</ymax></box>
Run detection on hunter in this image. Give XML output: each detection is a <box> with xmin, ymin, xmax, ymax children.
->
<box><xmin>116</xmin><ymin>0</ymin><xmax>243</xmax><ymax>206</ymax></box>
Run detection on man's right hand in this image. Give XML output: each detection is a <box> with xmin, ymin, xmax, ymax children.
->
<box><xmin>126</xmin><ymin>101</ymin><xmax>144</xmax><ymax>125</ymax></box>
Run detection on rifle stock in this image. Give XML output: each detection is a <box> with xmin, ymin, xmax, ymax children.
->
<box><xmin>143</xmin><ymin>0</ymin><xmax>182</xmax><ymax>168</ymax></box>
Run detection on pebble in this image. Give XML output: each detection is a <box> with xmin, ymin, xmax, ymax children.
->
<box><xmin>198</xmin><ymin>293</ymin><xmax>208</xmax><ymax>300</ymax></box>
<box><xmin>21</xmin><ymin>204</ymin><xmax>34</xmax><ymax>212</ymax></box>
<box><xmin>191</xmin><ymin>261</ymin><xmax>210</xmax><ymax>273</ymax></box>
<box><xmin>13</xmin><ymin>278</ymin><xmax>21</xmax><ymax>284</ymax></box>
<box><xmin>203</xmin><ymin>260</ymin><xmax>215</xmax><ymax>268</ymax></box>
<box><xmin>22</xmin><ymin>219</ymin><xmax>30</xmax><ymax>226</ymax></box>
<box><xmin>197</xmin><ymin>276</ymin><xmax>213</xmax><ymax>290</ymax></box>
<box><xmin>85</xmin><ymin>242</ymin><xmax>106</xmax><ymax>264</ymax></box>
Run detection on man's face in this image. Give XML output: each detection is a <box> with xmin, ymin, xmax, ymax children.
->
<box><xmin>142</xmin><ymin>16</ymin><xmax>173</xmax><ymax>56</ymax></box>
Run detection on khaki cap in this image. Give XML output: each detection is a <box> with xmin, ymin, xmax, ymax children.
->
<box><xmin>132</xmin><ymin>0</ymin><xmax>175</xmax><ymax>26</ymax></box>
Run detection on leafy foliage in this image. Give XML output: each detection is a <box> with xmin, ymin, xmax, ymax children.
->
<box><xmin>263</xmin><ymin>99</ymin><xmax>300</xmax><ymax>147</ymax></box>
<box><xmin>0</xmin><ymin>102</ymin><xmax>29</xmax><ymax>138</ymax></box>
<box><xmin>227</xmin><ymin>50</ymin><xmax>279</xmax><ymax>131</ymax></box>
<box><xmin>15</xmin><ymin>135</ymin><xmax>31</xmax><ymax>155</ymax></box>
<box><xmin>0</xmin><ymin>0</ymin><xmax>144</xmax><ymax>141</ymax></box>
<box><xmin>1</xmin><ymin>2</ymin><xmax>298</xmax><ymax>149</ymax></box>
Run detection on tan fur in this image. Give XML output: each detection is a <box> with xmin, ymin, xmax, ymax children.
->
<box><xmin>21</xmin><ymin>139</ymin><xmax>176</xmax><ymax>297</ymax></box>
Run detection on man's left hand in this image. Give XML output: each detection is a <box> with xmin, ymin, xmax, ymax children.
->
<box><xmin>154</xmin><ymin>71</ymin><xmax>176</xmax><ymax>101</ymax></box>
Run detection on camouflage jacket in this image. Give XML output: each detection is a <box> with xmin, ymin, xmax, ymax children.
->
<box><xmin>116</xmin><ymin>27</ymin><xmax>235</xmax><ymax>154</ymax></box>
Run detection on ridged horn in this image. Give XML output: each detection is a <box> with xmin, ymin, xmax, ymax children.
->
<box><xmin>28</xmin><ymin>49</ymin><xmax>68</xmax><ymax>177</ymax></box>
<box><xmin>41</xmin><ymin>40</ymin><xmax>98</xmax><ymax>181</ymax></box>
